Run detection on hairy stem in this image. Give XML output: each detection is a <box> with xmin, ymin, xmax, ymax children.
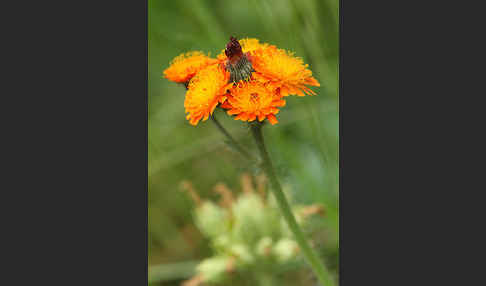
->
<box><xmin>211</xmin><ymin>113</ymin><xmax>256</xmax><ymax>162</ymax></box>
<box><xmin>250</xmin><ymin>122</ymin><xmax>335</xmax><ymax>286</ymax></box>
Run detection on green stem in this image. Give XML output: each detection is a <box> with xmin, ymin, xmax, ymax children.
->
<box><xmin>211</xmin><ymin>113</ymin><xmax>257</xmax><ymax>162</ymax></box>
<box><xmin>250</xmin><ymin>122</ymin><xmax>335</xmax><ymax>286</ymax></box>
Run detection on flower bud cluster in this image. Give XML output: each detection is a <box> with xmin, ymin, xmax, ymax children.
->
<box><xmin>182</xmin><ymin>174</ymin><xmax>325</xmax><ymax>285</ymax></box>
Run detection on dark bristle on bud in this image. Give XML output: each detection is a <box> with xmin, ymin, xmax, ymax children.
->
<box><xmin>225</xmin><ymin>36</ymin><xmax>243</xmax><ymax>59</ymax></box>
<box><xmin>224</xmin><ymin>36</ymin><xmax>254</xmax><ymax>83</ymax></box>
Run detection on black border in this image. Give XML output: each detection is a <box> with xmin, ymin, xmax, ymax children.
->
<box><xmin>7</xmin><ymin>1</ymin><xmax>149</xmax><ymax>284</ymax></box>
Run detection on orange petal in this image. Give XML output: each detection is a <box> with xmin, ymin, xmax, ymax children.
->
<box><xmin>267</xmin><ymin>114</ymin><xmax>278</xmax><ymax>125</ymax></box>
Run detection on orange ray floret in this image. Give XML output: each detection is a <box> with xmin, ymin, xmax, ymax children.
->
<box><xmin>164</xmin><ymin>51</ymin><xmax>217</xmax><ymax>83</ymax></box>
<box><xmin>221</xmin><ymin>81</ymin><xmax>286</xmax><ymax>125</ymax></box>
<box><xmin>184</xmin><ymin>64</ymin><xmax>232</xmax><ymax>126</ymax></box>
<box><xmin>250</xmin><ymin>48</ymin><xmax>320</xmax><ymax>97</ymax></box>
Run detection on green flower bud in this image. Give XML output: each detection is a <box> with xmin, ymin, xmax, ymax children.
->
<box><xmin>256</xmin><ymin>237</ymin><xmax>273</xmax><ymax>257</ymax></box>
<box><xmin>230</xmin><ymin>244</ymin><xmax>254</xmax><ymax>264</ymax></box>
<box><xmin>232</xmin><ymin>193</ymin><xmax>266</xmax><ymax>245</ymax></box>
<box><xmin>195</xmin><ymin>201</ymin><xmax>228</xmax><ymax>238</ymax></box>
<box><xmin>213</xmin><ymin>234</ymin><xmax>231</xmax><ymax>250</ymax></box>
<box><xmin>197</xmin><ymin>256</ymin><xmax>232</xmax><ymax>284</ymax></box>
<box><xmin>273</xmin><ymin>239</ymin><xmax>299</xmax><ymax>263</ymax></box>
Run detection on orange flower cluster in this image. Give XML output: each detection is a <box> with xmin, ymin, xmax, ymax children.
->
<box><xmin>163</xmin><ymin>37</ymin><xmax>320</xmax><ymax>126</ymax></box>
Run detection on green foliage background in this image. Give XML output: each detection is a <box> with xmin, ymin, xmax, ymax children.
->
<box><xmin>149</xmin><ymin>0</ymin><xmax>339</xmax><ymax>284</ymax></box>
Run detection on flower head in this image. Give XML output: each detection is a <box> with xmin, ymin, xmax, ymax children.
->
<box><xmin>184</xmin><ymin>64</ymin><xmax>232</xmax><ymax>125</ymax></box>
<box><xmin>163</xmin><ymin>51</ymin><xmax>217</xmax><ymax>84</ymax></box>
<box><xmin>221</xmin><ymin>81</ymin><xmax>285</xmax><ymax>125</ymax></box>
<box><xmin>164</xmin><ymin>36</ymin><xmax>319</xmax><ymax>126</ymax></box>
<box><xmin>251</xmin><ymin>48</ymin><xmax>320</xmax><ymax>96</ymax></box>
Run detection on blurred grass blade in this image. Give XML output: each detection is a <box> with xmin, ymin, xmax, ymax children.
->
<box><xmin>148</xmin><ymin>260</ymin><xmax>199</xmax><ymax>283</ymax></box>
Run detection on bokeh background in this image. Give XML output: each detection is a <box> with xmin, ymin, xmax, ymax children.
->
<box><xmin>149</xmin><ymin>0</ymin><xmax>339</xmax><ymax>284</ymax></box>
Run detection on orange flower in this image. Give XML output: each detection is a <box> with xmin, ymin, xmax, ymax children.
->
<box><xmin>163</xmin><ymin>51</ymin><xmax>217</xmax><ymax>84</ymax></box>
<box><xmin>184</xmin><ymin>64</ymin><xmax>232</xmax><ymax>125</ymax></box>
<box><xmin>250</xmin><ymin>48</ymin><xmax>320</xmax><ymax>97</ymax></box>
<box><xmin>221</xmin><ymin>81</ymin><xmax>286</xmax><ymax>125</ymax></box>
<box><xmin>164</xmin><ymin>37</ymin><xmax>319</xmax><ymax>126</ymax></box>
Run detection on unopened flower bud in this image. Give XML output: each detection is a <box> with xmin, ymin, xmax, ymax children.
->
<box><xmin>230</xmin><ymin>244</ymin><xmax>254</xmax><ymax>264</ymax></box>
<box><xmin>256</xmin><ymin>237</ymin><xmax>273</xmax><ymax>257</ymax></box>
<box><xmin>224</xmin><ymin>36</ymin><xmax>254</xmax><ymax>83</ymax></box>
<box><xmin>197</xmin><ymin>256</ymin><xmax>232</xmax><ymax>284</ymax></box>
<box><xmin>195</xmin><ymin>201</ymin><xmax>228</xmax><ymax>238</ymax></box>
<box><xmin>232</xmin><ymin>193</ymin><xmax>266</xmax><ymax>244</ymax></box>
<box><xmin>213</xmin><ymin>234</ymin><xmax>231</xmax><ymax>249</ymax></box>
<box><xmin>273</xmin><ymin>239</ymin><xmax>300</xmax><ymax>263</ymax></box>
